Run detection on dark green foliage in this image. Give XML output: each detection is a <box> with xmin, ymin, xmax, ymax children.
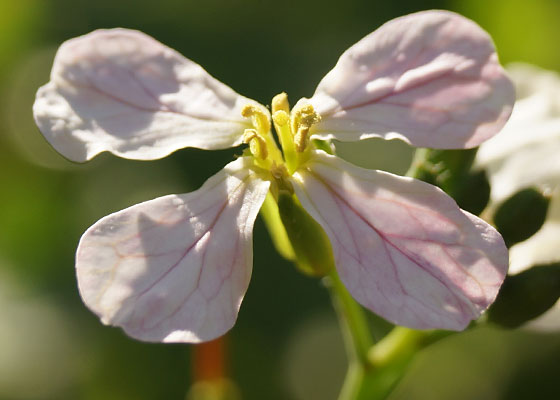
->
<box><xmin>488</xmin><ymin>263</ymin><xmax>560</xmax><ymax>328</ymax></box>
<box><xmin>449</xmin><ymin>169</ymin><xmax>491</xmax><ymax>217</ymax></box>
<box><xmin>494</xmin><ymin>188</ymin><xmax>550</xmax><ymax>248</ymax></box>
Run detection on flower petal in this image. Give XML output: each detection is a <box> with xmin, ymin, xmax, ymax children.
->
<box><xmin>33</xmin><ymin>29</ymin><xmax>263</xmax><ymax>162</ymax></box>
<box><xmin>76</xmin><ymin>158</ymin><xmax>270</xmax><ymax>343</ymax></box>
<box><xmin>291</xmin><ymin>151</ymin><xmax>507</xmax><ymax>330</ymax></box>
<box><xmin>307</xmin><ymin>10</ymin><xmax>514</xmax><ymax>149</ymax></box>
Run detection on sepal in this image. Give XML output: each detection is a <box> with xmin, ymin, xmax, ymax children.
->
<box><xmin>258</xmin><ymin>192</ymin><xmax>296</xmax><ymax>261</ymax></box>
<box><xmin>277</xmin><ymin>191</ymin><xmax>335</xmax><ymax>277</ymax></box>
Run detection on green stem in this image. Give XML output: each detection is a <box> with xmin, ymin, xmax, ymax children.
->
<box><xmin>325</xmin><ymin>270</ymin><xmax>376</xmax><ymax>400</ymax></box>
<box><xmin>325</xmin><ymin>270</ymin><xmax>373</xmax><ymax>365</ymax></box>
<box><xmin>405</xmin><ymin>148</ymin><xmax>430</xmax><ymax>178</ymax></box>
<box><xmin>366</xmin><ymin>327</ymin><xmax>456</xmax><ymax>400</ymax></box>
<box><xmin>369</xmin><ymin>327</ymin><xmax>425</xmax><ymax>367</ymax></box>
<box><xmin>369</xmin><ymin>327</ymin><xmax>453</xmax><ymax>369</ymax></box>
<box><xmin>326</xmin><ymin>269</ymin><xmax>456</xmax><ymax>400</ymax></box>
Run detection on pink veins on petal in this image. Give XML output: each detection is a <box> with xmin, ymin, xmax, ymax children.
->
<box><xmin>76</xmin><ymin>158</ymin><xmax>270</xmax><ymax>343</ymax></box>
<box><xmin>291</xmin><ymin>152</ymin><xmax>507</xmax><ymax>330</ymax></box>
<box><xmin>32</xmin><ymin>10</ymin><xmax>514</xmax><ymax>342</ymax></box>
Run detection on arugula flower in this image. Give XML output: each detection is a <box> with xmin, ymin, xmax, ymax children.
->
<box><xmin>34</xmin><ymin>10</ymin><xmax>514</xmax><ymax>342</ymax></box>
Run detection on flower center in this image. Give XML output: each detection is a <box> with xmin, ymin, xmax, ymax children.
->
<box><xmin>241</xmin><ymin>93</ymin><xmax>322</xmax><ymax>176</ymax></box>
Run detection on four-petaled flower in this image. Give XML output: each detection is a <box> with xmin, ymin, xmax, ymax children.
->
<box><xmin>34</xmin><ymin>10</ymin><xmax>514</xmax><ymax>343</ymax></box>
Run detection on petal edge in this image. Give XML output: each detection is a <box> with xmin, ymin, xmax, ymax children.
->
<box><xmin>308</xmin><ymin>10</ymin><xmax>515</xmax><ymax>149</ymax></box>
<box><xmin>291</xmin><ymin>152</ymin><xmax>508</xmax><ymax>330</ymax></box>
<box><xmin>76</xmin><ymin>157</ymin><xmax>270</xmax><ymax>342</ymax></box>
<box><xmin>34</xmin><ymin>29</ymin><xmax>264</xmax><ymax>161</ymax></box>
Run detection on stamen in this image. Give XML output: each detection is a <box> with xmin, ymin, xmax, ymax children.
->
<box><xmin>294</xmin><ymin>128</ymin><xmax>310</xmax><ymax>153</ymax></box>
<box><xmin>241</xmin><ymin>104</ymin><xmax>271</xmax><ymax>134</ymax></box>
<box><xmin>242</xmin><ymin>129</ymin><xmax>268</xmax><ymax>160</ymax></box>
<box><xmin>290</xmin><ymin>103</ymin><xmax>321</xmax><ymax>153</ymax></box>
<box><xmin>290</xmin><ymin>104</ymin><xmax>315</xmax><ymax>137</ymax></box>
<box><xmin>272</xmin><ymin>92</ymin><xmax>290</xmax><ymax>114</ymax></box>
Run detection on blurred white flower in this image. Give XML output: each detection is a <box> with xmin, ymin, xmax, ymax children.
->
<box><xmin>476</xmin><ymin>63</ymin><xmax>560</xmax><ymax>330</ymax></box>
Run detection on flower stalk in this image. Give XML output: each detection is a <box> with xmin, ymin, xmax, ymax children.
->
<box><xmin>32</xmin><ymin>11</ymin><xmax>516</xmax><ymax>399</ymax></box>
<box><xmin>326</xmin><ymin>269</ymin><xmax>456</xmax><ymax>400</ymax></box>
<box><xmin>325</xmin><ymin>271</ymin><xmax>373</xmax><ymax>365</ymax></box>
<box><xmin>325</xmin><ymin>270</ymin><xmax>376</xmax><ymax>400</ymax></box>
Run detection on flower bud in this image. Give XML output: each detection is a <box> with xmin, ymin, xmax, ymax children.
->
<box><xmin>277</xmin><ymin>192</ymin><xmax>335</xmax><ymax>277</ymax></box>
<box><xmin>493</xmin><ymin>188</ymin><xmax>550</xmax><ymax>248</ymax></box>
<box><xmin>488</xmin><ymin>263</ymin><xmax>560</xmax><ymax>328</ymax></box>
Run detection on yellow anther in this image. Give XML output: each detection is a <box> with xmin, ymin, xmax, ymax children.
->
<box><xmin>299</xmin><ymin>104</ymin><xmax>314</xmax><ymax>114</ymax></box>
<box><xmin>300</xmin><ymin>111</ymin><xmax>321</xmax><ymax>127</ymax></box>
<box><xmin>243</xmin><ymin>129</ymin><xmax>268</xmax><ymax>160</ymax></box>
<box><xmin>290</xmin><ymin>103</ymin><xmax>321</xmax><ymax>152</ymax></box>
<box><xmin>272</xmin><ymin>92</ymin><xmax>290</xmax><ymax>114</ymax></box>
<box><xmin>242</xmin><ymin>129</ymin><xmax>258</xmax><ymax>143</ymax></box>
<box><xmin>272</xmin><ymin>110</ymin><xmax>289</xmax><ymax>126</ymax></box>
<box><xmin>241</xmin><ymin>104</ymin><xmax>271</xmax><ymax>134</ymax></box>
<box><xmin>291</xmin><ymin>104</ymin><xmax>317</xmax><ymax>133</ymax></box>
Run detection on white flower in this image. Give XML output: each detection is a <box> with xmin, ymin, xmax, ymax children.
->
<box><xmin>34</xmin><ymin>11</ymin><xmax>514</xmax><ymax>342</ymax></box>
<box><xmin>476</xmin><ymin>63</ymin><xmax>560</xmax><ymax>330</ymax></box>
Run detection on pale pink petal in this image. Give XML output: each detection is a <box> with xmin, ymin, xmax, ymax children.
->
<box><xmin>76</xmin><ymin>158</ymin><xmax>270</xmax><ymax>343</ymax></box>
<box><xmin>33</xmin><ymin>29</ymin><xmax>263</xmax><ymax>162</ymax></box>
<box><xmin>291</xmin><ymin>151</ymin><xmax>508</xmax><ymax>330</ymax></box>
<box><xmin>306</xmin><ymin>10</ymin><xmax>514</xmax><ymax>149</ymax></box>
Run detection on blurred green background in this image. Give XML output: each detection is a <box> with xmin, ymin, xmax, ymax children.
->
<box><xmin>1</xmin><ymin>0</ymin><xmax>559</xmax><ymax>399</ymax></box>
